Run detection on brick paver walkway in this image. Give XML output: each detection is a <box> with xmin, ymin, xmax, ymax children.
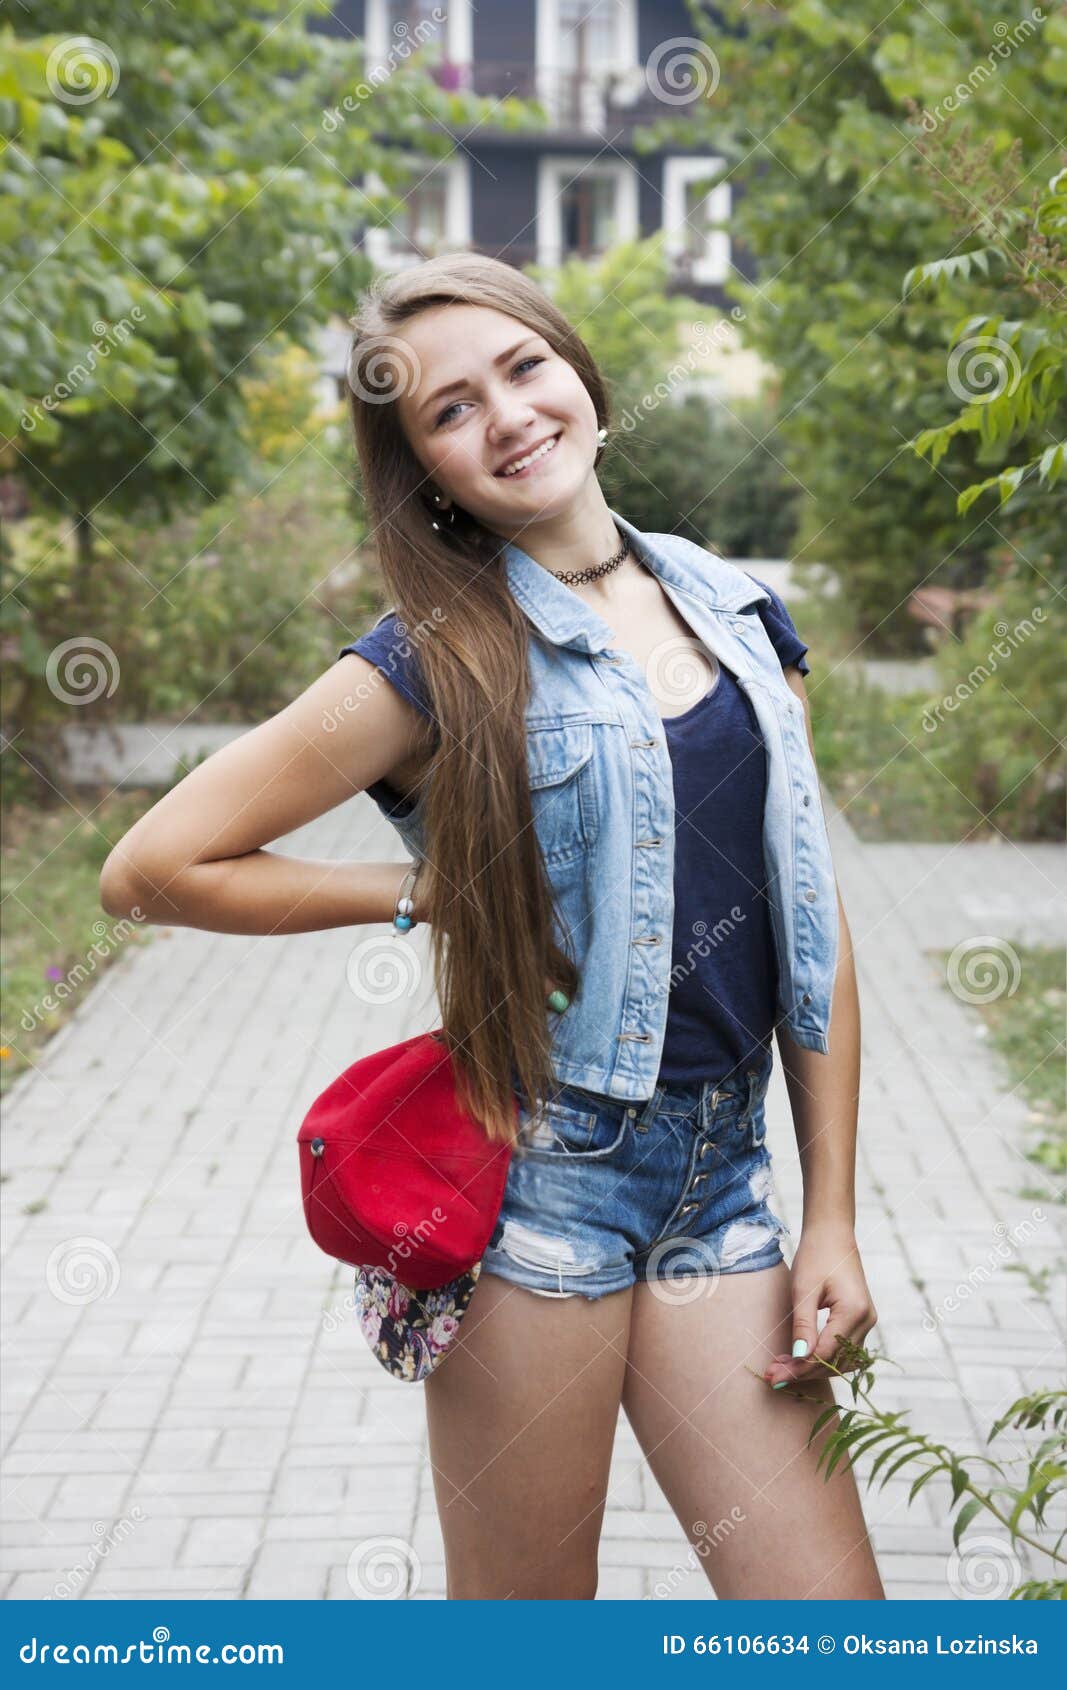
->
<box><xmin>2</xmin><ymin>790</ymin><xmax>1063</xmax><ymax>1600</ymax></box>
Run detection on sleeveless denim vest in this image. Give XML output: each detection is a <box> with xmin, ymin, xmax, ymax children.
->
<box><xmin>362</xmin><ymin>508</ymin><xmax>839</xmax><ymax>1101</ymax></box>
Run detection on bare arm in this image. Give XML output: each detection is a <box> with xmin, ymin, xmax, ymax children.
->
<box><xmin>763</xmin><ymin>662</ymin><xmax>876</xmax><ymax>1387</ymax></box>
<box><xmin>98</xmin><ymin>654</ymin><xmax>431</xmax><ymax>935</ymax></box>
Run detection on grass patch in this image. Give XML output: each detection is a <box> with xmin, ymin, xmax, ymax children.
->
<box><xmin>940</xmin><ymin>943</ymin><xmax>1066</xmax><ymax>1192</ymax></box>
<box><xmin>0</xmin><ymin>785</ymin><xmax>162</xmax><ymax>1095</ymax></box>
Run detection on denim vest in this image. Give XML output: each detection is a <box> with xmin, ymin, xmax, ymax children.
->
<box><xmin>364</xmin><ymin>508</ymin><xmax>839</xmax><ymax>1101</ymax></box>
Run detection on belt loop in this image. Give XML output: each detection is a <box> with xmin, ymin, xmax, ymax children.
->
<box><xmin>635</xmin><ymin>1083</ymin><xmax>662</xmax><ymax>1135</ymax></box>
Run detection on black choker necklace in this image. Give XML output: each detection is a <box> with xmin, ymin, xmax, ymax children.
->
<box><xmin>551</xmin><ymin>528</ymin><xmax>630</xmax><ymax>585</ymax></box>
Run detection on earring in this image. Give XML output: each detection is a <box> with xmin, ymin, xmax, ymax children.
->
<box><xmin>430</xmin><ymin>493</ymin><xmax>456</xmax><ymax>531</ymax></box>
<box><xmin>596</xmin><ymin>425</ymin><xmax>608</xmax><ymax>445</ymax></box>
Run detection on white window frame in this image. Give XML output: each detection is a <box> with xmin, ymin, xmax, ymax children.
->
<box><xmin>536</xmin><ymin>155</ymin><xmax>639</xmax><ymax>269</ymax></box>
<box><xmin>363</xmin><ymin>155</ymin><xmax>471</xmax><ymax>270</ymax></box>
<box><xmin>662</xmin><ymin>157</ymin><xmax>731</xmax><ymax>287</ymax></box>
<box><xmin>535</xmin><ymin>0</ymin><xmax>639</xmax><ymax>126</ymax></box>
<box><xmin>364</xmin><ymin>0</ymin><xmax>472</xmax><ymax>74</ymax></box>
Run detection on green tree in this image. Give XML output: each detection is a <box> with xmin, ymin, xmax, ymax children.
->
<box><xmin>0</xmin><ymin>1</ymin><xmax>532</xmax><ymax>559</ymax></box>
<box><xmin>643</xmin><ymin>0</ymin><xmax>1066</xmax><ymax>639</ymax></box>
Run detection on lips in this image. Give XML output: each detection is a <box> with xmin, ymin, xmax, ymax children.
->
<box><xmin>494</xmin><ymin>431</ymin><xmax>563</xmax><ymax>478</ymax></box>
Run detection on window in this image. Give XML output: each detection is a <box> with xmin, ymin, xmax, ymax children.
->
<box><xmin>536</xmin><ymin>0</ymin><xmax>638</xmax><ymax>127</ymax></box>
<box><xmin>663</xmin><ymin>157</ymin><xmax>731</xmax><ymax>286</ymax></box>
<box><xmin>364</xmin><ymin>0</ymin><xmax>473</xmax><ymax>76</ymax></box>
<box><xmin>537</xmin><ymin>157</ymin><xmax>639</xmax><ymax>267</ymax></box>
<box><xmin>363</xmin><ymin>157</ymin><xmax>471</xmax><ymax>270</ymax></box>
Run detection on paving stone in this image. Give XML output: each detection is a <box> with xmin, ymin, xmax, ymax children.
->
<box><xmin>4</xmin><ymin>795</ymin><xmax>1062</xmax><ymax>1598</ymax></box>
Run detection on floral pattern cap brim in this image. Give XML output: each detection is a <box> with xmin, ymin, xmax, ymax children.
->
<box><xmin>353</xmin><ymin>1261</ymin><xmax>482</xmax><ymax>1382</ymax></box>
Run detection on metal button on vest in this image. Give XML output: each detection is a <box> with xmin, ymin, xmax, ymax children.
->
<box><xmin>805</xmin><ymin>888</ymin><xmax>817</xmax><ymax>902</ymax></box>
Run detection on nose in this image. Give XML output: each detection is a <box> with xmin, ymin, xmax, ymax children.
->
<box><xmin>485</xmin><ymin>390</ymin><xmax>538</xmax><ymax>442</ymax></box>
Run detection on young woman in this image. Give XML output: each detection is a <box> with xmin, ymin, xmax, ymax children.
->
<box><xmin>101</xmin><ymin>252</ymin><xmax>884</xmax><ymax>1602</ymax></box>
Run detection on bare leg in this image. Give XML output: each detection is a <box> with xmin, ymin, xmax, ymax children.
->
<box><xmin>622</xmin><ymin>1262</ymin><xmax>885</xmax><ymax>1599</ymax></box>
<box><xmin>424</xmin><ymin>1271</ymin><xmax>633</xmax><ymax>1599</ymax></box>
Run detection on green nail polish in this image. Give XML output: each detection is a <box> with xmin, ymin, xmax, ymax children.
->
<box><xmin>546</xmin><ymin>989</ymin><xmax>570</xmax><ymax>1012</ymax></box>
<box><xmin>771</xmin><ymin>1380</ymin><xmax>788</xmax><ymax>1390</ymax></box>
<box><xmin>792</xmin><ymin>1338</ymin><xmax>809</xmax><ymax>1358</ymax></box>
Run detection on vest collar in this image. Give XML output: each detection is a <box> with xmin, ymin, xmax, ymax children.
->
<box><xmin>502</xmin><ymin>508</ymin><xmax>770</xmax><ymax>653</ymax></box>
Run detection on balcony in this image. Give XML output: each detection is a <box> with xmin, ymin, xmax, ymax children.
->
<box><xmin>427</xmin><ymin>60</ymin><xmax>670</xmax><ymax>134</ymax></box>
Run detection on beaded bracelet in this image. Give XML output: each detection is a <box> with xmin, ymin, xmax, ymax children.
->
<box><xmin>392</xmin><ymin>862</ymin><xmax>421</xmax><ymax>934</ymax></box>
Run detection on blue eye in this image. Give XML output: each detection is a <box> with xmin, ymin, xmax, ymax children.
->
<box><xmin>435</xmin><ymin>356</ymin><xmax>545</xmax><ymax>427</ymax></box>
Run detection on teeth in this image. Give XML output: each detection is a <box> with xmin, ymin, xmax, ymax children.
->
<box><xmin>501</xmin><ymin>434</ymin><xmax>559</xmax><ymax>475</ymax></box>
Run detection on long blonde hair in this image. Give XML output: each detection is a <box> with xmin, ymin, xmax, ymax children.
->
<box><xmin>347</xmin><ymin>253</ymin><xmax>612</xmax><ymax>1144</ymax></box>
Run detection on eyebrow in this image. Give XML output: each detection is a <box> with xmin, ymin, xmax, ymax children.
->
<box><xmin>418</xmin><ymin>337</ymin><xmax>542</xmax><ymax>418</ymax></box>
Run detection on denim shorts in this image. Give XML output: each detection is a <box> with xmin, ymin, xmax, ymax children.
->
<box><xmin>480</xmin><ymin>1048</ymin><xmax>790</xmax><ymax>1299</ymax></box>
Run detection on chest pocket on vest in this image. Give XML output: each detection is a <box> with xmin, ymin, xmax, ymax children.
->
<box><xmin>526</xmin><ymin>722</ymin><xmax>599</xmax><ymax>867</ymax></box>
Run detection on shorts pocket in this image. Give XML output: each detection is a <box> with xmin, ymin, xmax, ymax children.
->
<box><xmin>517</xmin><ymin>1094</ymin><xmax>628</xmax><ymax>1160</ymax></box>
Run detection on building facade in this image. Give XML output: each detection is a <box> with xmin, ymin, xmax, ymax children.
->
<box><xmin>315</xmin><ymin>1</ymin><xmax>739</xmax><ymax>306</ymax></box>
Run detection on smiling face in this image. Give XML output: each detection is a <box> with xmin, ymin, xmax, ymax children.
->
<box><xmin>391</xmin><ymin>302</ymin><xmax>601</xmax><ymax>536</ymax></box>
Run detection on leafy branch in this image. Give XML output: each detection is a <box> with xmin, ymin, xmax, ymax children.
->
<box><xmin>751</xmin><ymin>1337</ymin><xmax>1067</xmax><ymax>1598</ymax></box>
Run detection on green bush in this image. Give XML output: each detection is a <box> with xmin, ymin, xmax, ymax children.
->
<box><xmin>1</xmin><ymin>446</ymin><xmax>373</xmax><ymax>800</ymax></box>
<box><xmin>601</xmin><ymin>394</ymin><xmax>801</xmax><ymax>558</ymax></box>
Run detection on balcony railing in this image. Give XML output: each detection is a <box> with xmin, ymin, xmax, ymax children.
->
<box><xmin>426</xmin><ymin>60</ymin><xmax>669</xmax><ymax>132</ymax></box>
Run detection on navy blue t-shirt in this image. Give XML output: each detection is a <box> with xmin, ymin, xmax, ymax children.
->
<box><xmin>337</xmin><ymin>573</ymin><xmax>810</xmax><ymax>1086</ymax></box>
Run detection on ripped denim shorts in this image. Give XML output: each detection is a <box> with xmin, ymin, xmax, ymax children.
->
<box><xmin>480</xmin><ymin>1047</ymin><xmax>790</xmax><ymax>1300</ymax></box>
